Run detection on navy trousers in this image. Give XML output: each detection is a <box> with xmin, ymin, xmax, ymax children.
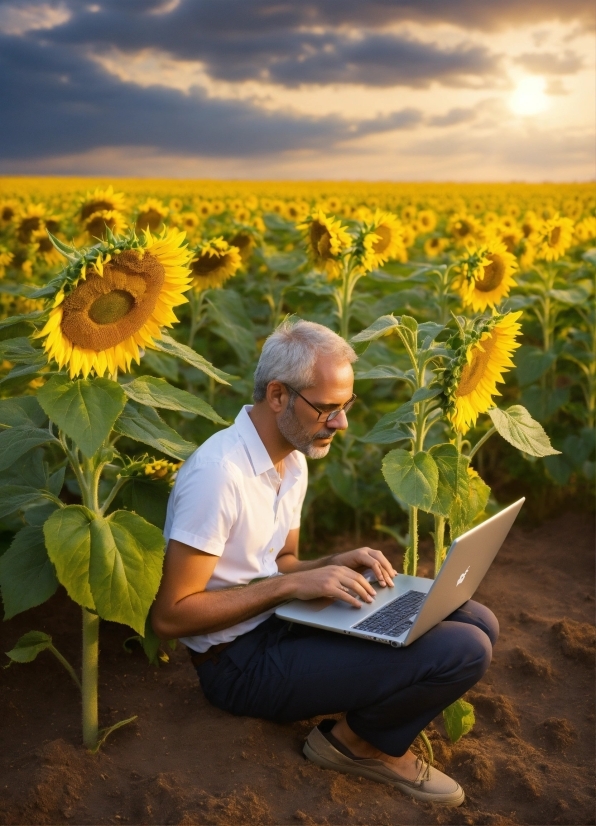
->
<box><xmin>195</xmin><ymin>599</ymin><xmax>498</xmax><ymax>757</ymax></box>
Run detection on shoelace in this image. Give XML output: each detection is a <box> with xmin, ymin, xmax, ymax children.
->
<box><xmin>415</xmin><ymin>758</ymin><xmax>431</xmax><ymax>783</ymax></box>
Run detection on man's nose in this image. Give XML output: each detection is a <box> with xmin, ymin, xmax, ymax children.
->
<box><xmin>326</xmin><ymin>409</ymin><xmax>349</xmax><ymax>431</ymax></box>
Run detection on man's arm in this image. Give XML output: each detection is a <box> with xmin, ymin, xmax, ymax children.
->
<box><xmin>276</xmin><ymin>529</ymin><xmax>397</xmax><ymax>587</ymax></box>
<box><xmin>151</xmin><ymin>537</ymin><xmax>379</xmax><ymax>640</ymax></box>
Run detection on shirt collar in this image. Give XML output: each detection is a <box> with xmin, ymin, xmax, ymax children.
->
<box><xmin>235</xmin><ymin>405</ymin><xmax>301</xmax><ymax>479</ymax></box>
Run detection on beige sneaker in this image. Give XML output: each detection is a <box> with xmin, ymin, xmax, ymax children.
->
<box><xmin>303</xmin><ymin>720</ymin><xmax>465</xmax><ymax>807</ymax></box>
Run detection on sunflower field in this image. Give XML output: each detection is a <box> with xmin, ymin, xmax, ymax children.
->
<box><xmin>0</xmin><ymin>177</ymin><xmax>594</xmax><ymax>750</ymax></box>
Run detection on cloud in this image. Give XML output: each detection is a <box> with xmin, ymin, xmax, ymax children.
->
<box><xmin>0</xmin><ymin>34</ymin><xmax>429</xmax><ymax>162</ymax></box>
<box><xmin>514</xmin><ymin>50</ymin><xmax>585</xmax><ymax>74</ymax></box>
<box><xmin>0</xmin><ymin>1</ymin><xmax>70</xmax><ymax>35</ymax></box>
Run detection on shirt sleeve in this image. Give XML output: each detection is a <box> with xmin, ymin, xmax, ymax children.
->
<box><xmin>164</xmin><ymin>458</ymin><xmax>239</xmax><ymax>556</ymax></box>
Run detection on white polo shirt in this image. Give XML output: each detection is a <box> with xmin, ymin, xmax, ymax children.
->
<box><xmin>163</xmin><ymin>405</ymin><xmax>308</xmax><ymax>653</ymax></box>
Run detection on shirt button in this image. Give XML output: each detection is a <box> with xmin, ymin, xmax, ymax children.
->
<box><xmin>269</xmin><ymin>548</ymin><xmax>274</xmax><ymax>553</ymax></box>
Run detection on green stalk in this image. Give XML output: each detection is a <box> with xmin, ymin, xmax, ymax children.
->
<box><xmin>405</xmin><ymin>506</ymin><xmax>418</xmax><ymax>576</ymax></box>
<box><xmin>433</xmin><ymin>515</ymin><xmax>446</xmax><ymax>578</ymax></box>
<box><xmin>81</xmin><ymin>608</ymin><xmax>99</xmax><ymax>750</ymax></box>
<box><xmin>467</xmin><ymin>426</ymin><xmax>496</xmax><ymax>461</ymax></box>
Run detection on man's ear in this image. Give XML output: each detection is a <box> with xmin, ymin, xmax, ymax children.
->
<box><xmin>266</xmin><ymin>380</ymin><xmax>288</xmax><ymax>413</ymax></box>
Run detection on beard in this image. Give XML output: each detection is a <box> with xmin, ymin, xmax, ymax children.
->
<box><xmin>277</xmin><ymin>403</ymin><xmax>335</xmax><ymax>459</ymax></box>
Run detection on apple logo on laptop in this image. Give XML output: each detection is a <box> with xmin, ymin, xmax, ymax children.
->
<box><xmin>456</xmin><ymin>566</ymin><xmax>470</xmax><ymax>586</ymax></box>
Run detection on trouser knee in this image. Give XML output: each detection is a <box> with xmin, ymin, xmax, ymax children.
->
<box><xmin>433</xmin><ymin>623</ymin><xmax>493</xmax><ymax>685</ymax></box>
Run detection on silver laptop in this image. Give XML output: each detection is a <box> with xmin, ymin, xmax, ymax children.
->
<box><xmin>276</xmin><ymin>498</ymin><xmax>524</xmax><ymax>647</ymax></box>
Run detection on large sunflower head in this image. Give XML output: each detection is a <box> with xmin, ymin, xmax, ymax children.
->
<box><xmin>536</xmin><ymin>213</ymin><xmax>575</xmax><ymax>261</ymax></box>
<box><xmin>456</xmin><ymin>239</ymin><xmax>518</xmax><ymax>313</ymax></box>
<box><xmin>189</xmin><ymin>237</ymin><xmax>242</xmax><ymax>289</ymax></box>
<box><xmin>441</xmin><ymin>311</ymin><xmax>523</xmax><ymax>434</ymax></box>
<box><xmin>79</xmin><ymin>185</ymin><xmax>127</xmax><ymax>222</ymax></box>
<box><xmin>83</xmin><ymin>209</ymin><xmax>127</xmax><ymax>241</ymax></box>
<box><xmin>136</xmin><ymin>198</ymin><xmax>169</xmax><ymax>233</ymax></box>
<box><xmin>299</xmin><ymin>209</ymin><xmax>352</xmax><ymax>279</ymax></box>
<box><xmin>359</xmin><ymin>210</ymin><xmax>405</xmax><ymax>270</ymax></box>
<box><xmin>37</xmin><ymin>227</ymin><xmax>192</xmax><ymax>379</ymax></box>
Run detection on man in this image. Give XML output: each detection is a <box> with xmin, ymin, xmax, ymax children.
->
<box><xmin>152</xmin><ymin>318</ymin><xmax>498</xmax><ymax>807</ymax></box>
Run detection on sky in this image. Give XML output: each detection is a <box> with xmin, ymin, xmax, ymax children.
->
<box><xmin>0</xmin><ymin>0</ymin><xmax>594</xmax><ymax>181</ymax></box>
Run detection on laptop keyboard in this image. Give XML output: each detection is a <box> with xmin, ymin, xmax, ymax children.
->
<box><xmin>352</xmin><ymin>589</ymin><xmax>426</xmax><ymax>639</ymax></box>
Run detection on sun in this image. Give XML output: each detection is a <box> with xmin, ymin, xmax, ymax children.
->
<box><xmin>509</xmin><ymin>76</ymin><xmax>549</xmax><ymax>117</ymax></box>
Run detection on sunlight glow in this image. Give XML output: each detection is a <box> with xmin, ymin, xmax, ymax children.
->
<box><xmin>509</xmin><ymin>76</ymin><xmax>550</xmax><ymax>116</ymax></box>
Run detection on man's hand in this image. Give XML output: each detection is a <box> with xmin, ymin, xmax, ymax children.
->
<box><xmin>288</xmin><ymin>565</ymin><xmax>377</xmax><ymax>608</ymax></box>
<box><xmin>329</xmin><ymin>547</ymin><xmax>397</xmax><ymax>588</ymax></box>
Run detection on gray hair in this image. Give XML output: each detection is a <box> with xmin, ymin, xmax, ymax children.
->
<box><xmin>253</xmin><ymin>318</ymin><xmax>357</xmax><ymax>402</ymax></box>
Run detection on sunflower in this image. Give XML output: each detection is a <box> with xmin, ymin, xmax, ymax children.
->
<box><xmin>448</xmin><ymin>213</ymin><xmax>480</xmax><ymax>248</ymax></box>
<box><xmin>360</xmin><ymin>210</ymin><xmax>405</xmax><ymax>270</ymax></box>
<box><xmin>37</xmin><ymin>227</ymin><xmax>192</xmax><ymax>379</ymax></box>
<box><xmin>442</xmin><ymin>312</ymin><xmax>522</xmax><ymax>434</ymax></box>
<box><xmin>79</xmin><ymin>185</ymin><xmax>126</xmax><ymax>222</ymax></box>
<box><xmin>189</xmin><ymin>237</ymin><xmax>242</xmax><ymax>289</ymax></box>
<box><xmin>417</xmin><ymin>209</ymin><xmax>437</xmax><ymax>233</ymax></box>
<box><xmin>574</xmin><ymin>216</ymin><xmax>596</xmax><ymax>243</ymax></box>
<box><xmin>143</xmin><ymin>458</ymin><xmax>181</xmax><ymax>481</ymax></box>
<box><xmin>83</xmin><ymin>209</ymin><xmax>127</xmax><ymax>241</ymax></box>
<box><xmin>300</xmin><ymin>210</ymin><xmax>352</xmax><ymax>279</ymax></box>
<box><xmin>195</xmin><ymin>201</ymin><xmax>212</xmax><ymax>219</ymax></box>
<box><xmin>0</xmin><ymin>200</ymin><xmax>18</xmax><ymax>224</ymax></box>
<box><xmin>31</xmin><ymin>228</ymin><xmax>63</xmax><ymax>267</ymax></box>
<box><xmin>14</xmin><ymin>203</ymin><xmax>47</xmax><ymax>244</ymax></box>
<box><xmin>424</xmin><ymin>236</ymin><xmax>448</xmax><ymax>257</ymax></box>
<box><xmin>228</xmin><ymin>230</ymin><xmax>256</xmax><ymax>263</ymax></box>
<box><xmin>136</xmin><ymin>198</ymin><xmax>168</xmax><ymax>232</ymax></box>
<box><xmin>536</xmin><ymin>214</ymin><xmax>575</xmax><ymax>261</ymax></box>
<box><xmin>456</xmin><ymin>240</ymin><xmax>518</xmax><ymax>312</ymax></box>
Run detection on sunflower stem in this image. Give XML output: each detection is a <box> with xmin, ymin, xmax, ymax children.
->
<box><xmin>82</xmin><ymin>607</ymin><xmax>100</xmax><ymax>750</ymax></box>
<box><xmin>467</xmin><ymin>426</ymin><xmax>496</xmax><ymax>461</ymax></box>
<box><xmin>100</xmin><ymin>476</ymin><xmax>129</xmax><ymax>516</ymax></box>
<box><xmin>406</xmin><ymin>506</ymin><xmax>419</xmax><ymax>576</ymax></box>
<box><xmin>433</xmin><ymin>515</ymin><xmax>446</xmax><ymax>578</ymax></box>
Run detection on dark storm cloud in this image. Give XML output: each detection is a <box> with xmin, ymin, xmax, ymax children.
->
<box><xmin>514</xmin><ymin>50</ymin><xmax>585</xmax><ymax>75</ymax></box>
<box><xmin>0</xmin><ymin>34</ymin><xmax>425</xmax><ymax>162</ymax></box>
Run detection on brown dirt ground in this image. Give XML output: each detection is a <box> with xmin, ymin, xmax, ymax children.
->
<box><xmin>0</xmin><ymin>511</ymin><xmax>594</xmax><ymax>826</ymax></box>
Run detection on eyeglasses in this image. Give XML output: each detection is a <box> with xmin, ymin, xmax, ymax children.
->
<box><xmin>285</xmin><ymin>385</ymin><xmax>357</xmax><ymax>423</ymax></box>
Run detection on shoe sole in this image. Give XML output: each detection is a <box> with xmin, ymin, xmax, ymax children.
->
<box><xmin>303</xmin><ymin>739</ymin><xmax>465</xmax><ymax>807</ymax></box>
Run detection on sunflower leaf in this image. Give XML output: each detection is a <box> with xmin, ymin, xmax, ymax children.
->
<box><xmin>37</xmin><ymin>375</ymin><xmax>126</xmax><ymax>458</ymax></box>
<box><xmin>428</xmin><ymin>444</ymin><xmax>469</xmax><ymax>518</ymax></box>
<box><xmin>350</xmin><ymin>315</ymin><xmax>400</xmax><ymax>344</ymax></box>
<box><xmin>443</xmin><ymin>699</ymin><xmax>475</xmax><ymax>743</ymax></box>
<box><xmin>46</xmin><ymin>231</ymin><xmax>79</xmax><ymax>262</ymax></box>
<box><xmin>0</xmin><ymin>426</ymin><xmax>55</xmax><ymax>472</ymax></box>
<box><xmin>0</xmin><ymin>526</ymin><xmax>59</xmax><ymax>619</ymax></box>
<box><xmin>114</xmin><ymin>402</ymin><xmax>197</xmax><ymax>461</ymax></box>
<box><xmin>88</xmin><ymin>510</ymin><xmax>165</xmax><ymax>635</ymax></box>
<box><xmin>449</xmin><ymin>473</ymin><xmax>490</xmax><ymax>540</ymax></box>
<box><xmin>43</xmin><ymin>506</ymin><xmax>96</xmax><ymax>610</ymax></box>
<box><xmin>488</xmin><ymin>405</ymin><xmax>561</xmax><ymax>458</ymax></box>
<box><xmin>121</xmin><ymin>376</ymin><xmax>228</xmax><ymax>425</ymax></box>
<box><xmin>0</xmin><ymin>337</ymin><xmax>43</xmax><ymax>364</ymax></box>
<box><xmin>0</xmin><ymin>357</ymin><xmax>48</xmax><ymax>385</ymax></box>
<box><xmin>153</xmin><ymin>333</ymin><xmax>235</xmax><ymax>385</ymax></box>
<box><xmin>0</xmin><ymin>311</ymin><xmax>45</xmax><ymax>332</ymax></box>
<box><xmin>354</xmin><ymin>365</ymin><xmax>409</xmax><ymax>381</ymax></box>
<box><xmin>0</xmin><ymin>396</ymin><xmax>47</xmax><ymax>428</ymax></box>
<box><xmin>382</xmin><ymin>449</ymin><xmax>439</xmax><ymax>511</ymax></box>
<box><xmin>0</xmin><ymin>485</ymin><xmax>51</xmax><ymax>519</ymax></box>
<box><xmin>4</xmin><ymin>631</ymin><xmax>54</xmax><ymax>663</ymax></box>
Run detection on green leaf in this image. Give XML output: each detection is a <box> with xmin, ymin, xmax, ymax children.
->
<box><xmin>153</xmin><ymin>333</ymin><xmax>235</xmax><ymax>385</ymax></box>
<box><xmin>382</xmin><ymin>449</ymin><xmax>438</xmax><ymax>511</ymax></box>
<box><xmin>88</xmin><ymin>510</ymin><xmax>165</xmax><ymax>635</ymax></box>
<box><xmin>326</xmin><ymin>462</ymin><xmax>359</xmax><ymax>507</ymax></box>
<box><xmin>43</xmin><ymin>505</ymin><xmax>95</xmax><ymax>610</ymax></box>
<box><xmin>0</xmin><ymin>526</ymin><xmax>59</xmax><ymax>619</ymax></box>
<box><xmin>410</xmin><ymin>386</ymin><xmax>441</xmax><ymax>404</ymax></box>
<box><xmin>400</xmin><ymin>315</ymin><xmax>418</xmax><ymax>333</ymax></box>
<box><xmin>0</xmin><ymin>426</ymin><xmax>54</xmax><ymax>472</ymax></box>
<box><xmin>264</xmin><ymin>250</ymin><xmax>307</xmax><ymax>273</ymax></box>
<box><xmin>417</xmin><ymin>322</ymin><xmax>445</xmax><ymax>342</ymax></box>
<box><xmin>46</xmin><ymin>230</ymin><xmax>78</xmax><ymax>261</ymax></box>
<box><xmin>488</xmin><ymin>406</ymin><xmax>560</xmax><ymax>458</ymax></box>
<box><xmin>0</xmin><ymin>485</ymin><xmax>48</xmax><ymax>519</ymax></box>
<box><xmin>141</xmin><ymin>349</ymin><xmax>179</xmax><ymax>382</ymax></box>
<box><xmin>0</xmin><ymin>396</ymin><xmax>47</xmax><ymax>428</ymax></box>
<box><xmin>0</xmin><ymin>311</ymin><xmax>44</xmax><ymax>332</ymax></box>
<box><xmin>116</xmin><ymin>478</ymin><xmax>171</xmax><ymax>529</ymax></box>
<box><xmin>515</xmin><ymin>346</ymin><xmax>557</xmax><ymax>386</ymax></box>
<box><xmin>0</xmin><ymin>358</ymin><xmax>48</xmax><ymax>385</ymax></box>
<box><xmin>4</xmin><ymin>630</ymin><xmax>53</xmax><ymax>663</ymax></box>
<box><xmin>428</xmin><ymin>444</ymin><xmax>468</xmax><ymax>518</ymax></box>
<box><xmin>360</xmin><ymin>425</ymin><xmax>412</xmax><ymax>445</ymax></box>
<box><xmin>0</xmin><ymin>337</ymin><xmax>43</xmax><ymax>364</ymax></box>
<box><xmin>449</xmin><ymin>472</ymin><xmax>490</xmax><ymax>540</ymax></box>
<box><xmin>122</xmin><ymin>376</ymin><xmax>228</xmax><ymax>425</ymax></box>
<box><xmin>350</xmin><ymin>315</ymin><xmax>400</xmax><ymax>344</ymax></box>
<box><xmin>205</xmin><ymin>290</ymin><xmax>256</xmax><ymax>363</ymax></box>
<box><xmin>354</xmin><ymin>365</ymin><xmax>408</xmax><ymax>381</ymax></box>
<box><xmin>361</xmin><ymin>403</ymin><xmax>416</xmax><ymax>444</ymax></box>
<box><xmin>549</xmin><ymin>286</ymin><xmax>591</xmax><ymax>305</ymax></box>
<box><xmin>37</xmin><ymin>375</ymin><xmax>126</xmax><ymax>458</ymax></box>
<box><xmin>114</xmin><ymin>402</ymin><xmax>197</xmax><ymax>461</ymax></box>
<box><xmin>520</xmin><ymin>385</ymin><xmax>569</xmax><ymax>421</ymax></box>
<box><xmin>443</xmin><ymin>699</ymin><xmax>475</xmax><ymax>743</ymax></box>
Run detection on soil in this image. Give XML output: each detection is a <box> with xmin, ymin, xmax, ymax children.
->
<box><xmin>0</xmin><ymin>511</ymin><xmax>594</xmax><ymax>826</ymax></box>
